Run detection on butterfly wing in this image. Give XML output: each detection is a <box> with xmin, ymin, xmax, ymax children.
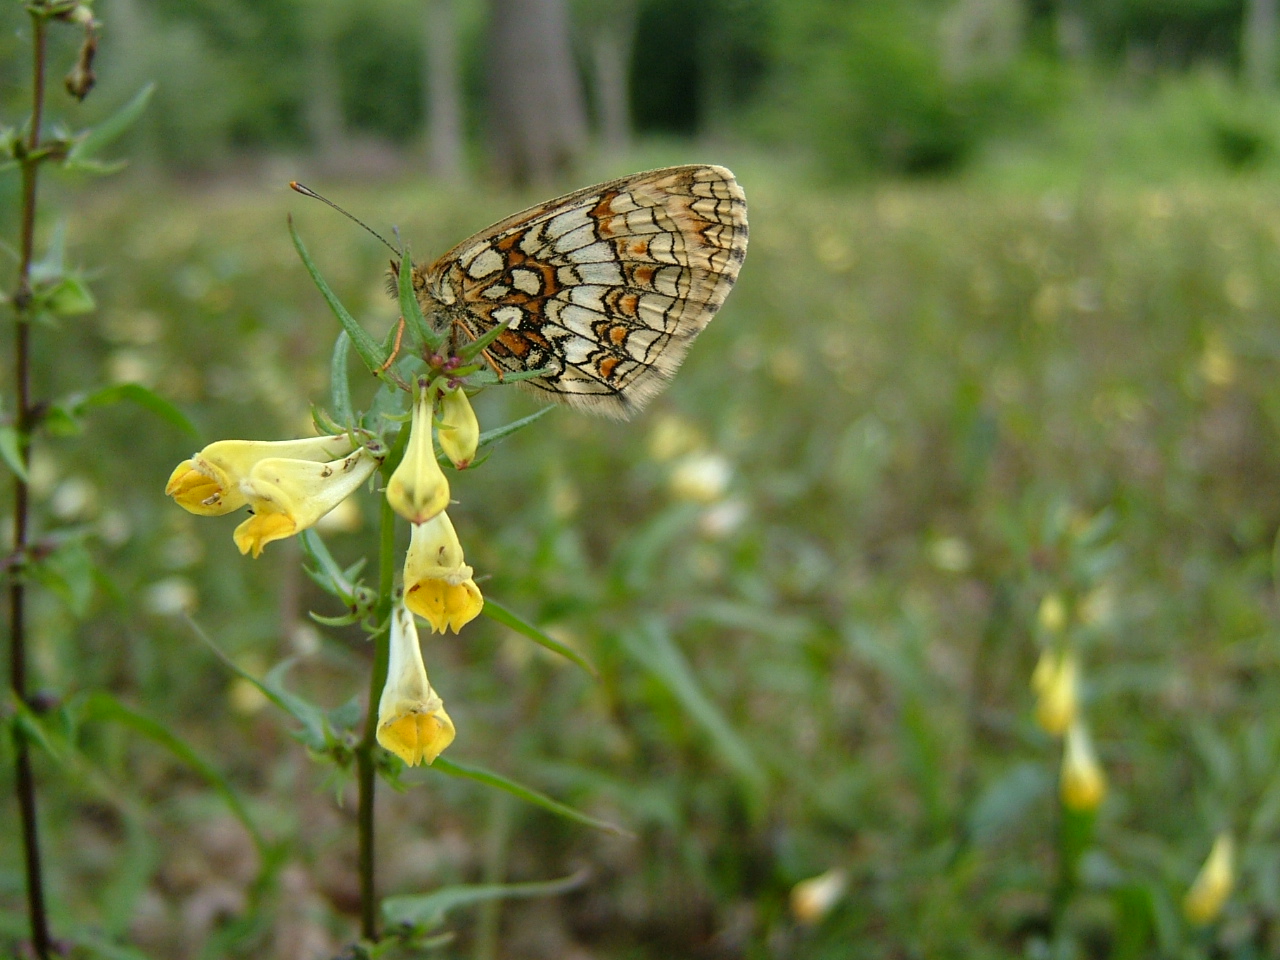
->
<box><xmin>423</xmin><ymin>164</ymin><xmax>748</xmax><ymax>419</ymax></box>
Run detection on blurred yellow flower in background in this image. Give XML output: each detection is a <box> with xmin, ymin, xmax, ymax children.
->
<box><xmin>1031</xmin><ymin>649</ymin><xmax>1079</xmax><ymax>736</ymax></box>
<box><xmin>790</xmin><ymin>868</ymin><xmax>848</xmax><ymax>925</ymax></box>
<box><xmin>1060</xmin><ymin>720</ymin><xmax>1106</xmax><ymax>812</ymax></box>
<box><xmin>1183</xmin><ymin>832</ymin><xmax>1234</xmax><ymax>925</ymax></box>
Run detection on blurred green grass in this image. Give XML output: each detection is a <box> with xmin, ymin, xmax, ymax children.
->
<box><xmin>3</xmin><ymin>165</ymin><xmax>1280</xmax><ymax>957</ymax></box>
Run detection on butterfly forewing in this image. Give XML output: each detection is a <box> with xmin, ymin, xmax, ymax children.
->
<box><xmin>421</xmin><ymin>164</ymin><xmax>748</xmax><ymax>419</ymax></box>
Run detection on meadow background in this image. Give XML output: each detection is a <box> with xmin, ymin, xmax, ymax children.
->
<box><xmin>3</xmin><ymin>0</ymin><xmax>1280</xmax><ymax>957</ymax></box>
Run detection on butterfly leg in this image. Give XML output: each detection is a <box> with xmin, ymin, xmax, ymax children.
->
<box><xmin>378</xmin><ymin>316</ymin><xmax>406</xmax><ymax>373</ymax></box>
<box><xmin>450</xmin><ymin>318</ymin><xmax>506</xmax><ymax>382</ymax></box>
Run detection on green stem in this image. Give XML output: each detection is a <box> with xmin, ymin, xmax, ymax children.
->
<box><xmin>9</xmin><ymin>11</ymin><xmax>51</xmax><ymax>960</ymax></box>
<box><xmin>355</xmin><ymin>472</ymin><xmax>399</xmax><ymax>941</ymax></box>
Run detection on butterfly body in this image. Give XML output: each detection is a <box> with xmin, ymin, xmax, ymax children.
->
<box><xmin>411</xmin><ymin>164</ymin><xmax>748</xmax><ymax>420</ymax></box>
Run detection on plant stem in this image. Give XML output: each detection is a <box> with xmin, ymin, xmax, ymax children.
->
<box><xmin>9</xmin><ymin>11</ymin><xmax>51</xmax><ymax>960</ymax></box>
<box><xmin>355</xmin><ymin>486</ymin><xmax>398</xmax><ymax>941</ymax></box>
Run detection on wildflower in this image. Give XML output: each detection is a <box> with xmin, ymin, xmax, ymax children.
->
<box><xmin>1183</xmin><ymin>833</ymin><xmax>1234</xmax><ymax>925</ymax></box>
<box><xmin>376</xmin><ymin>602</ymin><xmax>455</xmax><ymax>766</ymax></box>
<box><xmin>403</xmin><ymin>511</ymin><xmax>483</xmax><ymax>634</ymax></box>
<box><xmin>166</xmin><ymin>435</ymin><xmax>358</xmax><ymax>516</ymax></box>
<box><xmin>790</xmin><ymin>868</ymin><xmax>847</xmax><ymax>925</ymax></box>
<box><xmin>231</xmin><ymin>445</ymin><xmax>383</xmax><ymax>557</ymax></box>
<box><xmin>1060</xmin><ymin>720</ymin><xmax>1106</xmax><ymax>812</ymax></box>
<box><xmin>1032</xmin><ymin>649</ymin><xmax>1078</xmax><ymax>736</ymax></box>
<box><xmin>386</xmin><ymin>383</ymin><xmax>450</xmax><ymax>524</ymax></box>
<box><xmin>437</xmin><ymin>386</ymin><xmax>479</xmax><ymax>469</ymax></box>
<box><xmin>669</xmin><ymin>451</ymin><xmax>732</xmax><ymax>503</ymax></box>
<box><xmin>1037</xmin><ymin>593</ymin><xmax>1067</xmax><ymax>633</ymax></box>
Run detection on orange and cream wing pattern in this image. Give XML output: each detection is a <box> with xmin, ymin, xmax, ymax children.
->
<box><xmin>420</xmin><ymin>164</ymin><xmax>748</xmax><ymax>420</ymax></box>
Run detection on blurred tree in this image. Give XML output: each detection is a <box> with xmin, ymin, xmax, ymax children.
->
<box><xmin>485</xmin><ymin>0</ymin><xmax>587</xmax><ymax>184</ymax></box>
<box><xmin>302</xmin><ymin>0</ymin><xmax>349</xmax><ymax>161</ymax></box>
<box><xmin>424</xmin><ymin>0</ymin><xmax>465</xmax><ymax>181</ymax></box>
<box><xmin>575</xmin><ymin>0</ymin><xmax>638</xmax><ymax>155</ymax></box>
<box><xmin>1243</xmin><ymin>0</ymin><xmax>1277</xmax><ymax>88</ymax></box>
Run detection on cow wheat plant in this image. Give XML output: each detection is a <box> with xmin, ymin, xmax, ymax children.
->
<box><xmin>164</xmin><ymin>163</ymin><xmax>747</xmax><ymax>955</ymax></box>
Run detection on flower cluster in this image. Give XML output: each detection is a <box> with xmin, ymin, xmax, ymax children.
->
<box><xmin>166</xmin><ymin>376</ymin><xmax>484</xmax><ymax>766</ymax></box>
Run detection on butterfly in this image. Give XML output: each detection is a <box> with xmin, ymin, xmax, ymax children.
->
<box><xmin>403</xmin><ymin>165</ymin><xmax>748</xmax><ymax>420</ymax></box>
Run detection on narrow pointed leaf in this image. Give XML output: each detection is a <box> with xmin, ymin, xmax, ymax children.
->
<box><xmin>382</xmin><ymin>869</ymin><xmax>589</xmax><ymax>931</ymax></box>
<box><xmin>476</xmin><ymin>406</ymin><xmax>555</xmax><ymax>451</ymax></box>
<box><xmin>430</xmin><ymin>755</ymin><xmax>630</xmax><ymax>836</ymax></box>
<box><xmin>397</xmin><ymin>249</ymin><xmax>438</xmax><ymax>350</ymax></box>
<box><xmin>621</xmin><ymin>620</ymin><xmax>767</xmax><ymax>807</ymax></box>
<box><xmin>482</xmin><ymin>597</ymin><xmax>596</xmax><ymax>677</ymax></box>
<box><xmin>330</xmin><ymin>331</ymin><xmax>354</xmax><ymax>425</ymax></box>
<box><xmin>0</xmin><ymin>425</ymin><xmax>27</xmax><ymax>480</ymax></box>
<box><xmin>190</xmin><ymin>619</ymin><xmax>329</xmax><ymax>750</ymax></box>
<box><xmin>67</xmin><ymin>83</ymin><xmax>155</xmax><ymax>164</ymax></box>
<box><xmin>289</xmin><ymin>216</ymin><xmax>388</xmax><ymax>374</ymax></box>
<box><xmin>72</xmin><ymin>691</ymin><xmax>266</xmax><ymax>854</ymax></box>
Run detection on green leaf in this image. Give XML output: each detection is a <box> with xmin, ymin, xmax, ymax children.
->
<box><xmin>382</xmin><ymin>869</ymin><xmax>589</xmax><ymax>932</ymax></box>
<box><xmin>67</xmin><ymin>83</ymin><xmax>155</xmax><ymax>167</ymax></box>
<box><xmin>330</xmin><ymin>331</ymin><xmax>354</xmax><ymax>425</ymax></box>
<box><xmin>966</xmin><ymin>762</ymin><xmax>1051</xmax><ymax>846</ymax></box>
<box><xmin>44</xmin><ymin>275</ymin><xmax>95</xmax><ymax>315</ymax></box>
<box><xmin>468</xmin><ymin>365</ymin><xmax>551</xmax><ymax>386</ymax></box>
<box><xmin>456</xmin><ymin>317</ymin><xmax>510</xmax><ymax>360</ymax></box>
<box><xmin>620</xmin><ymin>620</ymin><xmax>767</xmax><ymax>809</ymax></box>
<box><xmin>475</xmin><ymin>405</ymin><xmax>555</xmax><ymax>451</ymax></box>
<box><xmin>72</xmin><ymin>691</ymin><xmax>266</xmax><ymax>855</ymax></box>
<box><xmin>29</xmin><ymin>536</ymin><xmax>95</xmax><ymax>616</ymax></box>
<box><xmin>191</xmin><ymin>620</ymin><xmax>329</xmax><ymax>751</ymax></box>
<box><xmin>52</xmin><ymin>382</ymin><xmax>197</xmax><ymax>437</ymax></box>
<box><xmin>396</xmin><ymin>249</ymin><xmax>438</xmax><ymax>351</ymax></box>
<box><xmin>0</xmin><ymin>425</ymin><xmax>27</xmax><ymax>480</ymax></box>
<box><xmin>289</xmin><ymin>215</ymin><xmax>388</xmax><ymax>375</ymax></box>
<box><xmin>65</xmin><ymin>929</ymin><xmax>155</xmax><ymax>960</ymax></box>
<box><xmin>481</xmin><ymin>597</ymin><xmax>596</xmax><ymax>677</ymax></box>
<box><xmin>430</xmin><ymin>756</ymin><xmax>630</xmax><ymax>836</ymax></box>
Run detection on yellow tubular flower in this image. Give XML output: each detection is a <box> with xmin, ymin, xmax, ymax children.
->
<box><xmin>1060</xmin><ymin>720</ymin><xmax>1107</xmax><ymax>812</ymax></box>
<box><xmin>437</xmin><ymin>386</ymin><xmax>479</xmax><ymax>469</ymax></box>
<box><xmin>403</xmin><ymin>511</ymin><xmax>483</xmax><ymax>634</ymax></box>
<box><xmin>233</xmin><ymin>445</ymin><xmax>382</xmax><ymax>557</ymax></box>
<box><xmin>386</xmin><ymin>384</ymin><xmax>450</xmax><ymax>524</ymax></box>
<box><xmin>376</xmin><ymin>602</ymin><xmax>455</xmax><ymax>766</ymax></box>
<box><xmin>166</xmin><ymin>435</ymin><xmax>357</xmax><ymax>516</ymax></box>
<box><xmin>1184</xmin><ymin>833</ymin><xmax>1234</xmax><ymax>925</ymax></box>
<box><xmin>1032</xmin><ymin>650</ymin><xmax>1079</xmax><ymax>737</ymax></box>
<box><xmin>790</xmin><ymin>868</ymin><xmax>848</xmax><ymax>925</ymax></box>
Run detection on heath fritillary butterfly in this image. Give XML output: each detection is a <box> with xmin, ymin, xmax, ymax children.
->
<box><xmin>404</xmin><ymin>164</ymin><xmax>748</xmax><ymax>420</ymax></box>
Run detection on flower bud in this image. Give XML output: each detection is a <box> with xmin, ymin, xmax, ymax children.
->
<box><xmin>1183</xmin><ymin>833</ymin><xmax>1234</xmax><ymax>925</ymax></box>
<box><xmin>386</xmin><ymin>385</ymin><xmax>450</xmax><ymax>524</ymax></box>
<box><xmin>1032</xmin><ymin>649</ymin><xmax>1078</xmax><ymax>737</ymax></box>
<box><xmin>1060</xmin><ymin>720</ymin><xmax>1106</xmax><ymax>812</ymax></box>
<box><xmin>437</xmin><ymin>386</ymin><xmax>479</xmax><ymax>469</ymax></box>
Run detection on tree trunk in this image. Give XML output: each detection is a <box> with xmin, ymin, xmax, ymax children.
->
<box><xmin>587</xmin><ymin>0</ymin><xmax>636</xmax><ymax>155</ymax></box>
<box><xmin>424</xmin><ymin>0</ymin><xmax>465</xmax><ymax>182</ymax></box>
<box><xmin>486</xmin><ymin>0</ymin><xmax>588</xmax><ymax>186</ymax></box>
<box><xmin>1244</xmin><ymin>0</ymin><xmax>1278</xmax><ymax>91</ymax></box>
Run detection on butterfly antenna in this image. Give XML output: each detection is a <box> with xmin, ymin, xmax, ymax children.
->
<box><xmin>289</xmin><ymin>181</ymin><xmax>401</xmax><ymax>257</ymax></box>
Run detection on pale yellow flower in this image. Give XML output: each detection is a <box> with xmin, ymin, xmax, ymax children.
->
<box><xmin>1060</xmin><ymin>720</ymin><xmax>1106</xmax><ymax>812</ymax></box>
<box><xmin>790</xmin><ymin>868</ymin><xmax>847</xmax><ymax>925</ymax></box>
<box><xmin>1183</xmin><ymin>832</ymin><xmax>1234</xmax><ymax>925</ymax></box>
<box><xmin>403</xmin><ymin>511</ymin><xmax>483</xmax><ymax>634</ymax></box>
<box><xmin>1032</xmin><ymin>649</ymin><xmax>1078</xmax><ymax>736</ymax></box>
<box><xmin>166</xmin><ymin>435</ymin><xmax>358</xmax><ymax>516</ymax></box>
<box><xmin>232</xmin><ymin>445</ymin><xmax>383</xmax><ymax>557</ymax></box>
<box><xmin>386</xmin><ymin>384</ymin><xmax>450</xmax><ymax>524</ymax></box>
<box><xmin>376</xmin><ymin>602</ymin><xmax>455</xmax><ymax>766</ymax></box>
<box><xmin>1037</xmin><ymin>593</ymin><xmax>1067</xmax><ymax>633</ymax></box>
<box><xmin>437</xmin><ymin>386</ymin><xmax>479</xmax><ymax>469</ymax></box>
